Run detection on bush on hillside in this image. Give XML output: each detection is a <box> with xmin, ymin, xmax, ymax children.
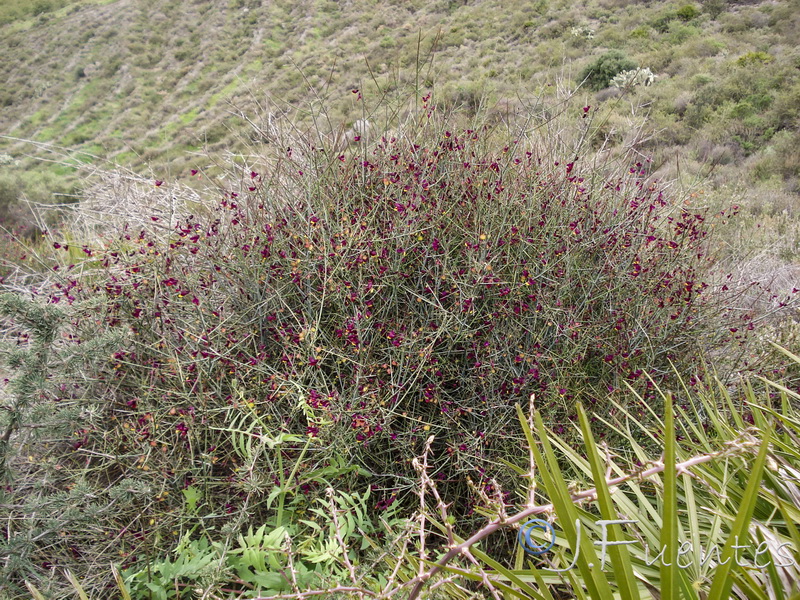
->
<box><xmin>676</xmin><ymin>3</ymin><xmax>701</xmax><ymax>22</ymax></box>
<box><xmin>578</xmin><ymin>50</ymin><xmax>638</xmax><ymax>90</ymax></box>
<box><xmin>0</xmin><ymin>99</ymin><xmax>789</xmax><ymax>597</ymax></box>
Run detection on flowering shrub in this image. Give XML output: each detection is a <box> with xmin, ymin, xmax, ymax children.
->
<box><xmin>1</xmin><ymin>97</ymin><xmax>791</xmax><ymax>597</ymax></box>
<box><xmin>46</xmin><ymin>111</ymin><xmax>754</xmax><ymax>483</ymax></box>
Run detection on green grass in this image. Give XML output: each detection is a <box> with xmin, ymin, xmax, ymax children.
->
<box><xmin>178</xmin><ymin>107</ymin><xmax>200</xmax><ymax>126</ymax></box>
<box><xmin>25</xmin><ymin>107</ymin><xmax>51</xmax><ymax>127</ymax></box>
<box><xmin>207</xmin><ymin>78</ymin><xmax>243</xmax><ymax>108</ymax></box>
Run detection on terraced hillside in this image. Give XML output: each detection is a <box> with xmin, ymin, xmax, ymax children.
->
<box><xmin>1</xmin><ymin>0</ymin><xmax>798</xmax><ymax>179</ymax></box>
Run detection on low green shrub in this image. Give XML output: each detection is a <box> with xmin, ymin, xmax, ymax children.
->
<box><xmin>649</xmin><ymin>4</ymin><xmax>699</xmax><ymax>35</ymax></box>
<box><xmin>119</xmin><ymin>487</ymin><xmax>402</xmax><ymax>599</ymax></box>
<box><xmin>676</xmin><ymin>3</ymin><xmax>701</xmax><ymax>22</ymax></box>
<box><xmin>736</xmin><ymin>51</ymin><xmax>775</xmax><ymax>67</ymax></box>
<box><xmin>702</xmin><ymin>0</ymin><xmax>725</xmax><ymax>18</ymax></box>
<box><xmin>578</xmin><ymin>50</ymin><xmax>638</xmax><ymax>90</ymax></box>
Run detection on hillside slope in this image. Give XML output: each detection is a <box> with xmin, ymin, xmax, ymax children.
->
<box><xmin>1</xmin><ymin>0</ymin><xmax>799</xmax><ymax>223</ymax></box>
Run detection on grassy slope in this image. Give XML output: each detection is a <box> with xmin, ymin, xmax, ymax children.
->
<box><xmin>0</xmin><ymin>0</ymin><xmax>799</xmax><ymax>258</ymax></box>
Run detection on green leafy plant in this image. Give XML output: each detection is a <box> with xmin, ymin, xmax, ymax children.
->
<box><xmin>124</xmin><ymin>536</ymin><xmax>220</xmax><ymax>600</ymax></box>
<box><xmin>120</xmin><ymin>486</ymin><xmax>406</xmax><ymax>599</ymax></box>
<box><xmin>737</xmin><ymin>51</ymin><xmax>775</xmax><ymax>67</ymax></box>
<box><xmin>578</xmin><ymin>51</ymin><xmax>638</xmax><ymax>90</ymax></box>
<box><xmin>676</xmin><ymin>4</ymin><xmax>701</xmax><ymax>22</ymax></box>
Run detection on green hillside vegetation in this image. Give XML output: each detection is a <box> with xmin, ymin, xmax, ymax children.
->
<box><xmin>1</xmin><ymin>0</ymin><xmax>799</xmax><ymax>197</ymax></box>
<box><xmin>1</xmin><ymin>0</ymin><xmax>800</xmax><ymax>598</ymax></box>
